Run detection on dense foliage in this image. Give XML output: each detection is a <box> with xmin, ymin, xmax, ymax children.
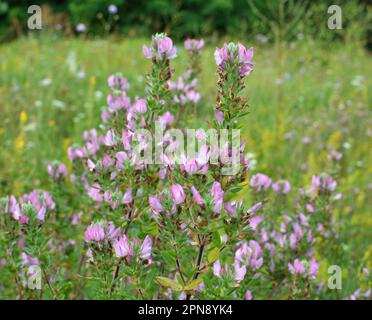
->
<box><xmin>1</xmin><ymin>0</ymin><xmax>370</xmax><ymax>45</ymax></box>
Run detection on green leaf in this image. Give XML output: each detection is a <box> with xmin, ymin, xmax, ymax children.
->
<box><xmin>155</xmin><ymin>276</ymin><xmax>183</xmax><ymax>291</ymax></box>
<box><xmin>207</xmin><ymin>247</ymin><xmax>220</xmax><ymax>264</ymax></box>
<box><xmin>184</xmin><ymin>277</ymin><xmax>203</xmax><ymax>291</ymax></box>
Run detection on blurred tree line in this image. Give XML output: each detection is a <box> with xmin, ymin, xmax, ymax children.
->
<box><xmin>0</xmin><ymin>0</ymin><xmax>370</xmax><ymax>46</ymax></box>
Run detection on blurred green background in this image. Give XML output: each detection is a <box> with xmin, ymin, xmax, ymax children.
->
<box><xmin>0</xmin><ymin>0</ymin><xmax>371</xmax><ymax>297</ymax></box>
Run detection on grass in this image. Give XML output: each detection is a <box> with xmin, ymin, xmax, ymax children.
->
<box><xmin>0</xmin><ymin>34</ymin><xmax>371</xmax><ymax>297</ymax></box>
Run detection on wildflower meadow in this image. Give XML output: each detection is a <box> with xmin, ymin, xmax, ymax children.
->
<box><xmin>0</xmin><ymin>1</ymin><xmax>371</xmax><ymax>302</ymax></box>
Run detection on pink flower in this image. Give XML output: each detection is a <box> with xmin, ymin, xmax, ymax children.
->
<box><xmin>224</xmin><ymin>202</ymin><xmax>237</xmax><ymax>217</ymax></box>
<box><xmin>245</xmin><ymin>290</ymin><xmax>252</xmax><ymax>300</ymax></box>
<box><xmin>250</xmin><ymin>173</ymin><xmax>272</xmax><ymax>192</ymax></box>
<box><xmin>85</xmin><ymin>224</ymin><xmax>105</xmax><ymax>243</ymax></box>
<box><xmin>184</xmin><ymin>39</ymin><xmax>205</xmax><ymax>52</ymax></box>
<box><xmin>215</xmin><ymin>43</ymin><xmax>254</xmax><ymax>76</ymax></box>
<box><xmin>47</xmin><ymin>162</ymin><xmax>67</xmax><ymax>181</ymax></box>
<box><xmin>158</xmin><ymin>112</ymin><xmax>174</xmax><ymax>128</ymax></box>
<box><xmin>113</xmin><ymin>235</ymin><xmax>132</xmax><ymax>258</ymax></box>
<box><xmin>103</xmin><ymin>130</ymin><xmax>116</xmax><ymax>147</ymax></box>
<box><xmin>288</xmin><ymin>259</ymin><xmax>305</xmax><ymax>275</ymax></box>
<box><xmin>237</xmin><ymin>44</ymin><xmax>254</xmax><ymax>76</ymax></box>
<box><xmin>157</xmin><ymin>37</ymin><xmax>177</xmax><ymax>59</ymax></box>
<box><xmin>214</xmin><ymin>45</ymin><xmax>229</xmax><ymax>66</ymax></box>
<box><xmin>247</xmin><ymin>202</ymin><xmax>262</xmax><ymax>214</ymax></box>
<box><xmin>309</xmin><ymin>258</ymin><xmax>319</xmax><ymax>277</ymax></box>
<box><xmin>170</xmin><ymin>184</ymin><xmax>186</xmax><ymax>205</ymax></box>
<box><xmin>213</xmin><ymin>260</ymin><xmax>222</xmax><ymax>278</ymax></box>
<box><xmin>234</xmin><ymin>261</ymin><xmax>247</xmax><ymax>282</ymax></box>
<box><xmin>149</xmin><ymin>195</ymin><xmax>163</xmax><ymax>213</ymax></box>
<box><xmin>122</xmin><ymin>188</ymin><xmax>132</xmax><ymax>204</ymax></box>
<box><xmin>37</xmin><ymin>206</ymin><xmax>46</xmax><ymax>221</ymax></box>
<box><xmin>122</xmin><ymin>129</ymin><xmax>132</xmax><ymax>151</ymax></box>
<box><xmin>181</xmin><ymin>155</ymin><xmax>199</xmax><ymax>175</ymax></box>
<box><xmin>211</xmin><ymin>181</ymin><xmax>224</xmax><ymax>214</ymax></box>
<box><xmin>87</xmin><ymin>184</ymin><xmax>103</xmax><ymax>202</ymax></box>
<box><xmin>133</xmin><ymin>99</ymin><xmax>147</xmax><ymax>114</ymax></box>
<box><xmin>143</xmin><ymin>34</ymin><xmax>177</xmax><ymax>61</ymax></box>
<box><xmin>214</xmin><ymin>109</ymin><xmax>224</xmax><ymax>123</ymax></box>
<box><xmin>140</xmin><ymin>236</ymin><xmax>152</xmax><ymax>260</ymax></box>
<box><xmin>142</xmin><ymin>45</ymin><xmax>154</xmax><ymax>59</ymax></box>
<box><xmin>272</xmin><ymin>180</ymin><xmax>291</xmax><ymax>195</ymax></box>
<box><xmin>107</xmin><ymin>74</ymin><xmax>128</xmax><ymax>91</ymax></box>
<box><xmin>306</xmin><ymin>203</ymin><xmax>315</xmax><ymax>213</ymax></box>
<box><xmin>191</xmin><ymin>186</ymin><xmax>204</xmax><ymax>205</ymax></box>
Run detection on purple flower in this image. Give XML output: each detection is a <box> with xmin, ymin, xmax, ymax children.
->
<box><xmin>113</xmin><ymin>235</ymin><xmax>132</xmax><ymax>258</ymax></box>
<box><xmin>237</xmin><ymin>44</ymin><xmax>254</xmax><ymax>76</ymax></box>
<box><xmin>245</xmin><ymin>290</ymin><xmax>252</xmax><ymax>300</ymax></box>
<box><xmin>122</xmin><ymin>129</ymin><xmax>132</xmax><ymax>151</ymax></box>
<box><xmin>247</xmin><ymin>202</ymin><xmax>262</xmax><ymax>214</ymax></box>
<box><xmin>184</xmin><ymin>39</ymin><xmax>205</xmax><ymax>52</ymax></box>
<box><xmin>158</xmin><ymin>112</ymin><xmax>174</xmax><ymax>128</ymax></box>
<box><xmin>143</xmin><ymin>34</ymin><xmax>177</xmax><ymax>61</ymax></box>
<box><xmin>140</xmin><ymin>236</ymin><xmax>152</xmax><ymax>260</ymax></box>
<box><xmin>85</xmin><ymin>224</ymin><xmax>105</xmax><ymax>243</ymax></box>
<box><xmin>288</xmin><ymin>259</ymin><xmax>305</xmax><ymax>275</ymax></box>
<box><xmin>308</xmin><ymin>258</ymin><xmax>319</xmax><ymax>277</ymax></box>
<box><xmin>250</xmin><ymin>173</ymin><xmax>272</xmax><ymax>192</ymax></box>
<box><xmin>133</xmin><ymin>99</ymin><xmax>147</xmax><ymax>114</ymax></box>
<box><xmin>170</xmin><ymin>184</ymin><xmax>186</xmax><ymax>205</ymax></box>
<box><xmin>215</xmin><ymin>43</ymin><xmax>254</xmax><ymax>76</ymax></box>
<box><xmin>234</xmin><ymin>261</ymin><xmax>247</xmax><ymax>282</ymax></box>
<box><xmin>47</xmin><ymin>162</ymin><xmax>67</xmax><ymax>181</ymax></box>
<box><xmin>214</xmin><ymin>109</ymin><xmax>224</xmax><ymax>123</ymax></box>
<box><xmin>122</xmin><ymin>188</ymin><xmax>132</xmax><ymax>204</ymax></box>
<box><xmin>191</xmin><ymin>186</ymin><xmax>204</xmax><ymax>206</ymax></box>
<box><xmin>213</xmin><ymin>260</ymin><xmax>223</xmax><ymax>278</ymax></box>
<box><xmin>149</xmin><ymin>195</ymin><xmax>163</xmax><ymax>213</ymax></box>
<box><xmin>87</xmin><ymin>184</ymin><xmax>103</xmax><ymax>202</ymax></box>
<box><xmin>272</xmin><ymin>180</ymin><xmax>291</xmax><ymax>195</ymax></box>
<box><xmin>224</xmin><ymin>202</ymin><xmax>237</xmax><ymax>217</ymax></box>
<box><xmin>211</xmin><ymin>181</ymin><xmax>224</xmax><ymax>214</ymax></box>
<box><xmin>306</xmin><ymin>203</ymin><xmax>315</xmax><ymax>213</ymax></box>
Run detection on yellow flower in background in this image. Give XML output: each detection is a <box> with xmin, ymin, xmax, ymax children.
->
<box><xmin>327</xmin><ymin>130</ymin><xmax>343</xmax><ymax>149</ymax></box>
<box><xmin>90</xmin><ymin>76</ymin><xmax>96</xmax><ymax>87</ymax></box>
<box><xmin>48</xmin><ymin>119</ymin><xmax>56</xmax><ymax>127</ymax></box>
<box><xmin>20</xmin><ymin>111</ymin><xmax>28</xmax><ymax>123</ymax></box>
<box><xmin>15</xmin><ymin>135</ymin><xmax>25</xmax><ymax>151</ymax></box>
<box><xmin>356</xmin><ymin>191</ymin><xmax>365</xmax><ymax>208</ymax></box>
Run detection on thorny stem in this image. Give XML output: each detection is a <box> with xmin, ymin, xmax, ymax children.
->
<box><xmin>109</xmin><ymin>262</ymin><xmax>121</xmax><ymax>297</ymax></box>
<box><xmin>186</xmin><ymin>235</ymin><xmax>206</xmax><ymax>300</ymax></box>
<box><xmin>173</xmin><ymin>242</ymin><xmax>186</xmax><ymax>285</ymax></box>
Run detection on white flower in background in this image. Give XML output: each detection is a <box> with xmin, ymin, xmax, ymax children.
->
<box><xmin>351</xmin><ymin>75</ymin><xmax>364</xmax><ymax>87</ymax></box>
<box><xmin>76</xmin><ymin>23</ymin><xmax>87</xmax><ymax>33</ymax></box>
<box><xmin>245</xmin><ymin>152</ymin><xmax>257</xmax><ymax>171</ymax></box>
<box><xmin>108</xmin><ymin>4</ymin><xmax>118</xmax><ymax>14</ymax></box>
<box><xmin>40</xmin><ymin>78</ymin><xmax>52</xmax><ymax>86</ymax></box>
<box><xmin>52</xmin><ymin>99</ymin><xmax>65</xmax><ymax>110</ymax></box>
<box><xmin>66</xmin><ymin>51</ymin><xmax>78</xmax><ymax>74</ymax></box>
<box><xmin>95</xmin><ymin>91</ymin><xmax>103</xmax><ymax>100</ymax></box>
<box><xmin>35</xmin><ymin>100</ymin><xmax>43</xmax><ymax>108</ymax></box>
<box><xmin>77</xmin><ymin>71</ymin><xmax>86</xmax><ymax>79</ymax></box>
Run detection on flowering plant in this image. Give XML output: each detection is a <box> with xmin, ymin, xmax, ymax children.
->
<box><xmin>0</xmin><ymin>33</ymin><xmax>369</xmax><ymax>300</ymax></box>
